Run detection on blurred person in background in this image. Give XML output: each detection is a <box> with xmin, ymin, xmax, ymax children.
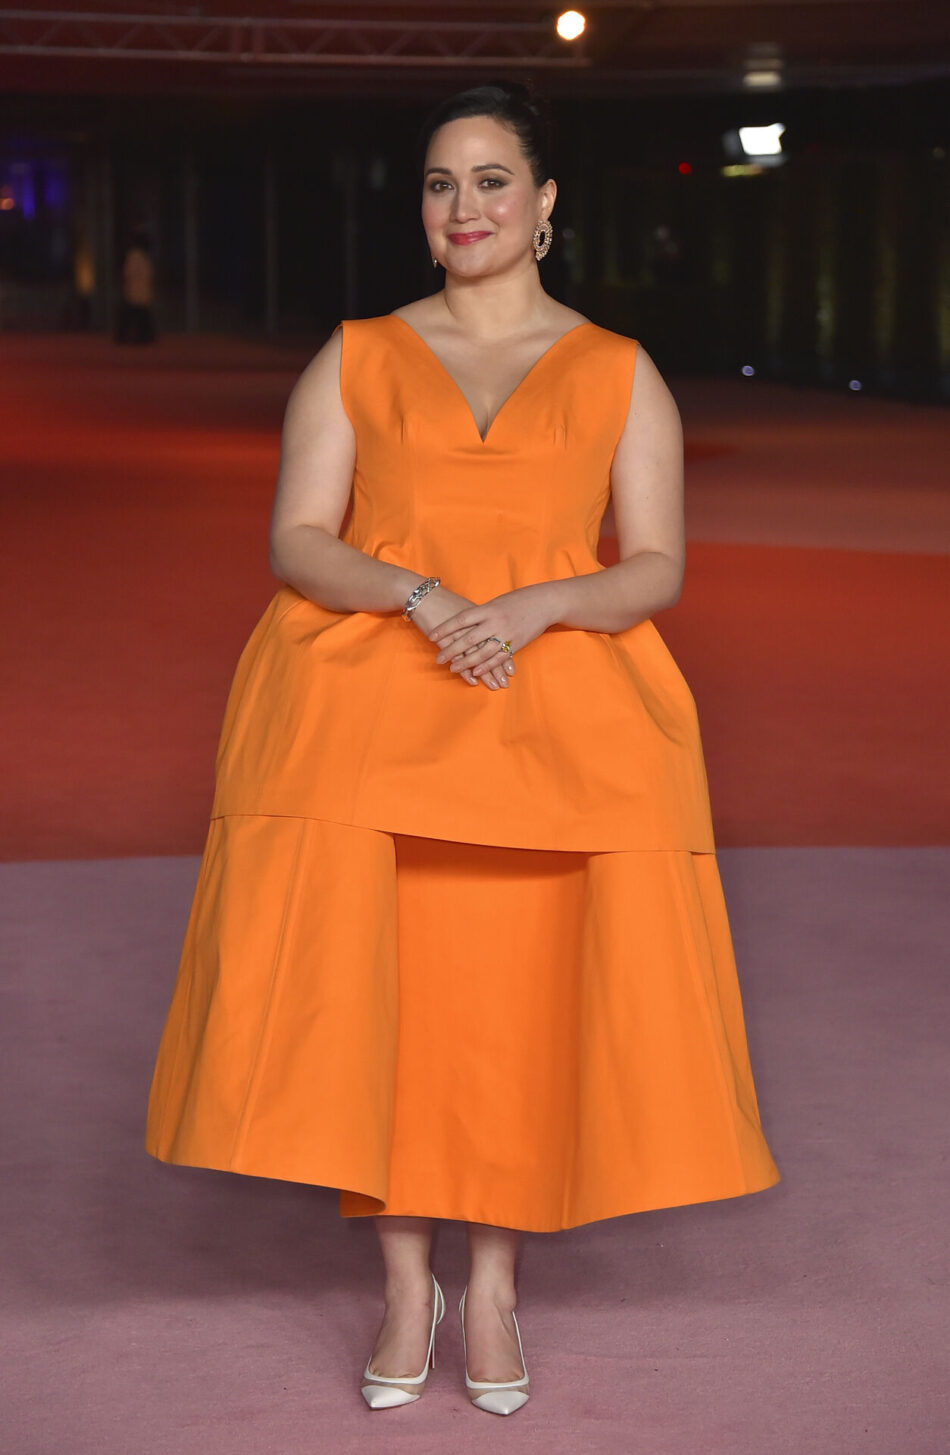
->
<box><xmin>116</xmin><ymin>228</ymin><xmax>156</xmax><ymax>344</ymax></box>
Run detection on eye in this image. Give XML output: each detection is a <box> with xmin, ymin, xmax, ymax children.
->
<box><xmin>426</xmin><ymin>176</ymin><xmax>507</xmax><ymax>192</ymax></box>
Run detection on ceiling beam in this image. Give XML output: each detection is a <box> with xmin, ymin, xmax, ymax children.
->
<box><xmin>0</xmin><ymin>10</ymin><xmax>591</xmax><ymax>68</ymax></box>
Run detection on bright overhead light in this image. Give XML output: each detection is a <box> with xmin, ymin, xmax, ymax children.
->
<box><xmin>556</xmin><ymin>10</ymin><xmax>586</xmax><ymax>41</ymax></box>
<box><xmin>743</xmin><ymin>69</ymin><xmax>782</xmax><ymax>89</ymax></box>
<box><xmin>738</xmin><ymin>124</ymin><xmax>785</xmax><ymax>157</ymax></box>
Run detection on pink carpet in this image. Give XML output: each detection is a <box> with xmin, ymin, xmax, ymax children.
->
<box><xmin>2</xmin><ymin>848</ymin><xmax>947</xmax><ymax>1452</ymax></box>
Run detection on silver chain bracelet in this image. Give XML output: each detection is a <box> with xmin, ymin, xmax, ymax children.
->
<box><xmin>402</xmin><ymin>575</ymin><xmax>441</xmax><ymax>619</ymax></box>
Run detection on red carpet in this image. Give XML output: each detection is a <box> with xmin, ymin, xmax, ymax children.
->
<box><xmin>2</xmin><ymin>333</ymin><xmax>947</xmax><ymax>860</ymax></box>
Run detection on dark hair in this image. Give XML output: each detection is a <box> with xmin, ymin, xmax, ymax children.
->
<box><xmin>415</xmin><ymin>78</ymin><xmax>553</xmax><ymax>188</ymax></box>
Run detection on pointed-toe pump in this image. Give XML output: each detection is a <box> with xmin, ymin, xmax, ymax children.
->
<box><xmin>360</xmin><ymin>1272</ymin><xmax>446</xmax><ymax>1409</ymax></box>
<box><xmin>458</xmin><ymin>1285</ymin><xmax>530</xmax><ymax>1416</ymax></box>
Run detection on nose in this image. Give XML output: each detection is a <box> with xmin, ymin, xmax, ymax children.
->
<box><xmin>449</xmin><ymin>184</ymin><xmax>481</xmax><ymax>224</ymax></box>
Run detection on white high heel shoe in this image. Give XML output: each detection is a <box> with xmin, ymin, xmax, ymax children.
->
<box><xmin>361</xmin><ymin>1272</ymin><xmax>446</xmax><ymax>1409</ymax></box>
<box><xmin>458</xmin><ymin>1285</ymin><xmax>530</xmax><ymax>1416</ymax></box>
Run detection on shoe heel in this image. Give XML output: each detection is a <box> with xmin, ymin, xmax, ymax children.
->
<box><xmin>360</xmin><ymin>1272</ymin><xmax>444</xmax><ymax>1409</ymax></box>
<box><xmin>458</xmin><ymin>1284</ymin><xmax>530</xmax><ymax>1417</ymax></box>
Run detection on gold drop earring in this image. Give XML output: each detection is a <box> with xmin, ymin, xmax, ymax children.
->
<box><xmin>533</xmin><ymin>219</ymin><xmax>553</xmax><ymax>261</ymax></box>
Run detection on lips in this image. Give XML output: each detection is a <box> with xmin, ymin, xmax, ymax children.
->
<box><xmin>447</xmin><ymin>232</ymin><xmax>493</xmax><ymax>244</ymax></box>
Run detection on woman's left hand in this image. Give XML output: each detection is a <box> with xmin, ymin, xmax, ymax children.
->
<box><xmin>428</xmin><ymin>583</ymin><xmax>558</xmax><ymax>678</ymax></box>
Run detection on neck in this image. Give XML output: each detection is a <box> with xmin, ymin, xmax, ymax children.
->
<box><xmin>440</xmin><ymin>266</ymin><xmax>550</xmax><ymax>341</ymax></box>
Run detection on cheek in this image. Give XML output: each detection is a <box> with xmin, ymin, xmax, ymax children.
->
<box><xmin>421</xmin><ymin>190</ymin><xmax>458</xmax><ymax>231</ymax></box>
<box><xmin>487</xmin><ymin>194</ymin><xmax>523</xmax><ymax>225</ymax></box>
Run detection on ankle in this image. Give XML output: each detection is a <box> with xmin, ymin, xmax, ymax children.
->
<box><xmin>383</xmin><ymin>1270</ymin><xmax>434</xmax><ymax>1304</ymax></box>
<box><xmin>465</xmin><ymin>1276</ymin><xmax>518</xmax><ymax>1310</ymax></box>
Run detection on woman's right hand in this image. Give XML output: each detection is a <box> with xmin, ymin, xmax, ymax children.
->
<box><xmin>410</xmin><ymin>587</ymin><xmax>514</xmax><ymax>690</ymax></box>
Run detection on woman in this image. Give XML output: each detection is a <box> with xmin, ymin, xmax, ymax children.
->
<box><xmin>145</xmin><ymin>80</ymin><xmax>780</xmax><ymax>1417</ymax></box>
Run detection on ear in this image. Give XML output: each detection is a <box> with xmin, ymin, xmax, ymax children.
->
<box><xmin>540</xmin><ymin>178</ymin><xmax>557</xmax><ymax>219</ymax></box>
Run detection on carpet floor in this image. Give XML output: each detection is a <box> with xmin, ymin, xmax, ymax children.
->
<box><xmin>2</xmin><ymin>332</ymin><xmax>947</xmax><ymax>1453</ymax></box>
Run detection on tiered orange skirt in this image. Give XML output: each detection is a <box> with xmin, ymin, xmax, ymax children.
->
<box><xmin>145</xmin><ymin>814</ymin><xmax>779</xmax><ymax>1232</ymax></box>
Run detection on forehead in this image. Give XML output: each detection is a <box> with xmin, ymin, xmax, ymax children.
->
<box><xmin>425</xmin><ymin>114</ymin><xmax>520</xmax><ymax>164</ymax></box>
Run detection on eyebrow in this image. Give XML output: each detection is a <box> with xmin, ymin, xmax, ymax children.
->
<box><xmin>423</xmin><ymin>163</ymin><xmax>515</xmax><ymax>178</ymax></box>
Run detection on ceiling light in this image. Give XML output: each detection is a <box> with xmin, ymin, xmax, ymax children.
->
<box><xmin>738</xmin><ymin>124</ymin><xmax>785</xmax><ymax>156</ymax></box>
<box><xmin>556</xmin><ymin>11</ymin><xmax>586</xmax><ymax>41</ymax></box>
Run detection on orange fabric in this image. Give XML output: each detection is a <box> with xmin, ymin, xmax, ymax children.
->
<box><xmin>145</xmin><ymin>313</ymin><xmax>780</xmax><ymax>1230</ymax></box>
<box><xmin>210</xmin><ymin>317</ymin><xmax>715</xmax><ymax>851</ymax></box>
<box><xmin>146</xmin><ymin>817</ymin><xmax>779</xmax><ymax>1231</ymax></box>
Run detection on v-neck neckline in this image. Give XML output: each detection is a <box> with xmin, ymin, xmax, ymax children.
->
<box><xmin>388</xmin><ymin>314</ymin><xmax>595</xmax><ymax>445</ymax></box>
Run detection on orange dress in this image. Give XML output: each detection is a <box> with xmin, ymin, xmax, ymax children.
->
<box><xmin>145</xmin><ymin>314</ymin><xmax>780</xmax><ymax>1232</ymax></box>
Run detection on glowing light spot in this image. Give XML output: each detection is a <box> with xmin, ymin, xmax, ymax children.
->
<box><xmin>556</xmin><ymin>10</ymin><xmax>586</xmax><ymax>41</ymax></box>
<box><xmin>738</xmin><ymin>124</ymin><xmax>785</xmax><ymax>157</ymax></box>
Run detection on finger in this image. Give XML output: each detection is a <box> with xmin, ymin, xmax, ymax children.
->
<box><xmin>428</xmin><ymin>611</ymin><xmax>483</xmax><ymax>643</ymax></box>
<box><xmin>471</xmin><ymin>649</ymin><xmax>507</xmax><ymax>676</ymax></box>
<box><xmin>481</xmin><ymin>664</ymin><xmax>509</xmax><ymax>690</ymax></box>
<box><xmin>449</xmin><ymin>642</ymin><xmax>500</xmax><ymax>673</ymax></box>
<box><xmin>435</xmin><ymin>637</ymin><xmax>473</xmax><ymax>661</ymax></box>
<box><xmin>437</xmin><ymin>630</ymin><xmax>490</xmax><ymax>663</ymax></box>
<box><xmin>433</xmin><ymin>626</ymin><xmax>471</xmax><ymax>650</ymax></box>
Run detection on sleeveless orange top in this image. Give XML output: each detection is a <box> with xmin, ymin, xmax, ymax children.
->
<box><xmin>210</xmin><ymin>313</ymin><xmax>715</xmax><ymax>852</ymax></box>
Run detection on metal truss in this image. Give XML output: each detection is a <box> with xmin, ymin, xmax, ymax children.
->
<box><xmin>0</xmin><ymin>9</ymin><xmax>591</xmax><ymax>69</ymax></box>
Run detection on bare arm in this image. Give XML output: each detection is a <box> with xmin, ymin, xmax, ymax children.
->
<box><xmin>533</xmin><ymin>342</ymin><xmax>685</xmax><ymax>633</ymax></box>
<box><xmin>268</xmin><ymin>328</ymin><xmax>425</xmax><ymax>614</ymax></box>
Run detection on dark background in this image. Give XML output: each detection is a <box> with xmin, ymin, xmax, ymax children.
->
<box><xmin>1</xmin><ymin>1</ymin><xmax>948</xmax><ymax>399</ymax></box>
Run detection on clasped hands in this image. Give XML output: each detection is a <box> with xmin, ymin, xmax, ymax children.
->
<box><xmin>410</xmin><ymin>583</ymin><xmax>556</xmax><ymax>690</ymax></box>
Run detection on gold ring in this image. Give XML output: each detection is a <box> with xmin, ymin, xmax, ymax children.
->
<box><xmin>488</xmin><ymin>636</ymin><xmax>513</xmax><ymax>655</ymax></box>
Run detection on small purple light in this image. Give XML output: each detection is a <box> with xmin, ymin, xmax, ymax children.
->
<box><xmin>741</xmin><ymin>365</ymin><xmax>755</xmax><ymax>377</ymax></box>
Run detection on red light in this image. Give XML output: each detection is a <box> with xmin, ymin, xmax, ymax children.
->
<box><xmin>677</xmin><ymin>162</ymin><xmax>693</xmax><ymax>175</ymax></box>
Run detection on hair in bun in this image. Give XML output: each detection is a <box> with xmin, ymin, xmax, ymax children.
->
<box><xmin>415</xmin><ymin>77</ymin><xmax>553</xmax><ymax>188</ymax></box>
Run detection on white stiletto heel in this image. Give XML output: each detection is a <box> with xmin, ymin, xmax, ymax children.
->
<box><xmin>360</xmin><ymin>1272</ymin><xmax>445</xmax><ymax>1409</ymax></box>
<box><xmin>458</xmin><ymin>1284</ymin><xmax>530</xmax><ymax>1416</ymax></box>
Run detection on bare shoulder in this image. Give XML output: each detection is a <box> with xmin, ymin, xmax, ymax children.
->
<box><xmin>626</xmin><ymin>340</ymin><xmax>681</xmax><ymax>422</ymax></box>
<box><xmin>389</xmin><ymin>298</ymin><xmax>439</xmax><ymax>327</ymax></box>
<box><xmin>554</xmin><ymin>303</ymin><xmax>592</xmax><ymax>329</ymax></box>
<box><xmin>612</xmin><ymin>338</ymin><xmax>683</xmax><ymax>460</ymax></box>
<box><xmin>284</xmin><ymin>324</ymin><xmax>344</xmax><ymax>415</ymax></box>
